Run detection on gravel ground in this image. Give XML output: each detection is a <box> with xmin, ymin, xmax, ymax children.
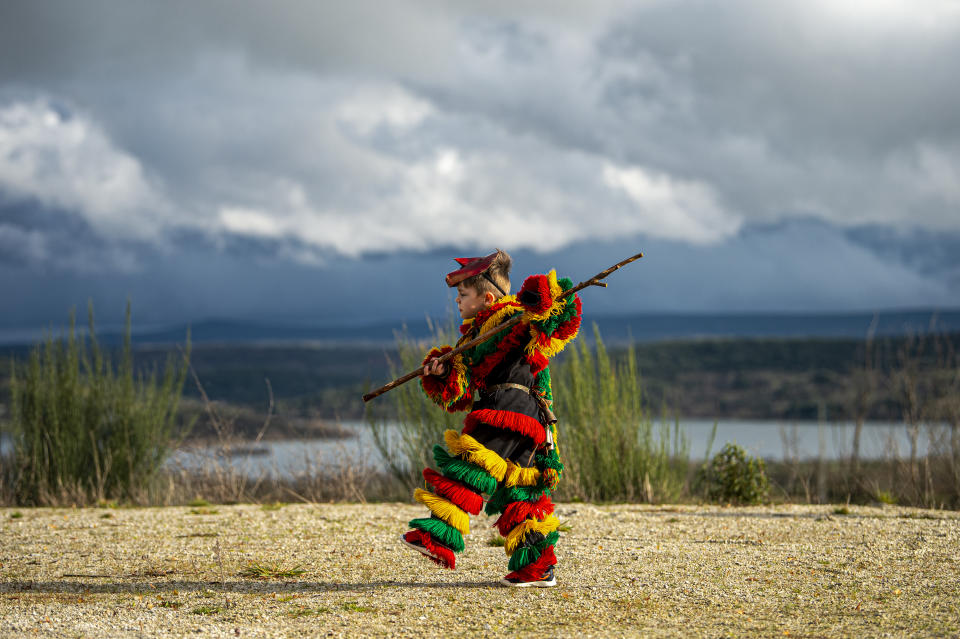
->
<box><xmin>1</xmin><ymin>502</ymin><xmax>958</xmax><ymax>638</ymax></box>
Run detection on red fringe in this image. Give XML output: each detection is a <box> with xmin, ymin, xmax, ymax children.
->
<box><xmin>518</xmin><ymin>274</ymin><xmax>553</xmax><ymax>315</ymax></box>
<box><xmin>493</xmin><ymin>494</ymin><xmax>555</xmax><ymax>536</ymax></box>
<box><xmin>550</xmin><ymin>297</ymin><xmax>582</xmax><ymax>341</ymax></box>
<box><xmin>420</xmin><ymin>346</ymin><xmax>464</xmax><ymax>405</ymax></box>
<box><xmin>404</xmin><ymin>529</ymin><xmax>456</xmax><ymax>569</ymax></box>
<box><xmin>526</xmin><ymin>350</ymin><xmax>549</xmax><ymax>375</ymax></box>
<box><xmin>448</xmin><ymin>394</ymin><xmax>473</xmax><ymax>412</ymax></box>
<box><xmin>503</xmin><ymin>545</ymin><xmax>557</xmax><ymax>582</ymax></box>
<box><xmin>422</xmin><ymin>468</ymin><xmax>483</xmax><ymax>515</ymax></box>
<box><xmin>462</xmin><ymin>409</ymin><xmax>546</xmax><ymax>446</ymax></box>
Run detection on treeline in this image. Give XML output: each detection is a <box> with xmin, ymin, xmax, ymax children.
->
<box><xmin>84</xmin><ymin>332</ymin><xmax>960</xmax><ymax>420</ymax></box>
<box><xmin>2</xmin><ymin>330</ymin><xmax>958</xmax><ymax>425</ymax></box>
<box><xmin>1</xmin><ymin>306</ymin><xmax>958</xmax><ymax>508</ymax></box>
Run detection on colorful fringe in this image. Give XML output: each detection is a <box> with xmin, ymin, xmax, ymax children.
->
<box><xmin>409</xmin><ymin>517</ymin><xmax>465</xmax><ymax>553</ymax></box>
<box><xmin>413</xmin><ymin>488</ymin><xmax>470</xmax><ymax>534</ymax></box>
<box><xmin>508</xmin><ymin>530</ymin><xmax>560</xmax><ymax>572</ymax></box>
<box><xmin>503</xmin><ymin>514</ymin><xmax>560</xmax><ymax>555</ymax></box>
<box><xmin>419</xmin><ymin>272</ymin><xmax>580</xmax><ymax>407</ymax></box>
<box><xmin>502</xmin><ymin>461</ymin><xmax>541</xmax><ymax>488</ymax></box>
<box><xmin>412</xmin><ymin>431</ymin><xmax>562</xmax><ymax>577</ymax></box>
<box><xmin>503</xmin><ymin>545</ymin><xmax>558</xmax><ymax>582</ymax></box>
<box><xmin>462</xmin><ymin>408</ymin><xmax>546</xmax><ymax>446</ymax></box>
<box><xmin>409</xmin><ymin>429</ymin><xmax>501</xmax><ymax>570</ymax></box>
<box><xmin>403</xmin><ymin>529</ymin><xmax>456</xmax><ymax>569</ymax></box>
<box><xmin>443</xmin><ymin>430</ymin><xmax>507</xmax><ymax>482</ymax></box>
<box><xmin>420</xmin><ymin>346</ymin><xmax>472</xmax><ymax>412</ymax></box>
<box><xmin>409</xmin><ymin>270</ymin><xmax>580</xmax><ymax>577</ymax></box>
<box><xmin>493</xmin><ymin>493</ymin><xmax>561</xmax><ymax>576</ymax></box>
<box><xmin>423</xmin><ymin>468</ymin><xmax>483</xmax><ymax>515</ymax></box>
<box><xmin>433</xmin><ymin>446</ymin><xmax>497</xmax><ymax>495</ymax></box>
<box><xmin>493</xmin><ymin>494</ymin><xmax>555</xmax><ymax>536</ymax></box>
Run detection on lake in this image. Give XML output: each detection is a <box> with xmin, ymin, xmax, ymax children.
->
<box><xmin>166</xmin><ymin>418</ymin><xmax>940</xmax><ymax>478</ymax></box>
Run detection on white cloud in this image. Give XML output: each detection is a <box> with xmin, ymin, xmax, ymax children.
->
<box><xmin>334</xmin><ymin>85</ymin><xmax>435</xmax><ymax>136</ymax></box>
<box><xmin>3</xmin><ymin>0</ymin><xmax>960</xmax><ymax>271</ymax></box>
<box><xmin>219</xmin><ymin>206</ymin><xmax>285</xmax><ymax>239</ymax></box>
<box><xmin>601</xmin><ymin>163</ymin><xmax>742</xmax><ymax>244</ymax></box>
<box><xmin>0</xmin><ymin>99</ymin><xmax>170</xmax><ymax>241</ymax></box>
<box><xmin>887</xmin><ymin>143</ymin><xmax>960</xmax><ymax>208</ymax></box>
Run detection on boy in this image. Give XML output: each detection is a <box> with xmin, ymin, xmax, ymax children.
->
<box><xmin>401</xmin><ymin>249</ymin><xmax>582</xmax><ymax>587</ymax></box>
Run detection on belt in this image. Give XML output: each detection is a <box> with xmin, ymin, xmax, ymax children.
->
<box><xmin>481</xmin><ymin>383</ymin><xmax>557</xmax><ymax>448</ymax></box>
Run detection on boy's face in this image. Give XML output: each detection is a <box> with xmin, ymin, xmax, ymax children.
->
<box><xmin>456</xmin><ymin>284</ymin><xmax>493</xmax><ymax>320</ymax></box>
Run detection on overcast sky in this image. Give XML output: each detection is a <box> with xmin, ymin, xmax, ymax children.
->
<box><xmin>1</xmin><ymin>1</ymin><xmax>958</xmax><ymax>331</ymax></box>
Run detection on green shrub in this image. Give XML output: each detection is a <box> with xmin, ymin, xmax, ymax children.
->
<box><xmin>696</xmin><ymin>443</ymin><xmax>768</xmax><ymax>504</ymax></box>
<box><xmin>4</xmin><ymin>301</ymin><xmax>190</xmax><ymax>505</ymax></box>
<box><xmin>552</xmin><ymin>325</ymin><xmax>688</xmax><ymax>503</ymax></box>
<box><xmin>365</xmin><ymin>316</ymin><xmax>463</xmax><ymax>489</ymax></box>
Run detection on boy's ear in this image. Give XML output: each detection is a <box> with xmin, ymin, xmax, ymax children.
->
<box><xmin>484</xmin><ymin>291</ymin><xmax>497</xmax><ymax>306</ymax></box>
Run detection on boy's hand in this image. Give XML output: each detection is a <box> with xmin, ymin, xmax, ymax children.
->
<box><xmin>423</xmin><ymin>358</ymin><xmax>448</xmax><ymax>377</ymax></box>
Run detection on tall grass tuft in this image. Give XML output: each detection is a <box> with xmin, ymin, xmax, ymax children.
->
<box><xmin>366</xmin><ymin>317</ymin><xmax>464</xmax><ymax>489</ymax></box>
<box><xmin>552</xmin><ymin>325</ymin><xmax>688</xmax><ymax>503</ymax></box>
<box><xmin>4</xmin><ymin>301</ymin><xmax>190</xmax><ymax>505</ymax></box>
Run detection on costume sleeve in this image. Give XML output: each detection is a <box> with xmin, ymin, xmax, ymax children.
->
<box><xmin>419</xmin><ymin>345</ymin><xmax>473</xmax><ymax>412</ymax></box>
<box><xmin>517</xmin><ymin>270</ymin><xmax>583</xmax><ymax>366</ymax></box>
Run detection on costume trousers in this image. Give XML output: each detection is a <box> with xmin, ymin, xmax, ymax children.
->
<box><xmin>404</xmin><ymin>419</ymin><xmax>560</xmax><ymax>576</ymax></box>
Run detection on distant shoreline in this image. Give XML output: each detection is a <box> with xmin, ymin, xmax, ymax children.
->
<box><xmin>1</xmin><ymin>307</ymin><xmax>958</xmax><ymax>347</ymax></box>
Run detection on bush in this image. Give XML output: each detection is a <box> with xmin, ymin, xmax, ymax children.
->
<box><xmin>4</xmin><ymin>302</ymin><xmax>190</xmax><ymax>505</ymax></box>
<box><xmin>552</xmin><ymin>325</ymin><xmax>688</xmax><ymax>503</ymax></box>
<box><xmin>697</xmin><ymin>442</ymin><xmax>769</xmax><ymax>504</ymax></box>
<box><xmin>365</xmin><ymin>317</ymin><xmax>463</xmax><ymax>489</ymax></box>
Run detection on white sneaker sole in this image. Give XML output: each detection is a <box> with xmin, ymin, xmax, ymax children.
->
<box><xmin>499</xmin><ymin>576</ymin><xmax>557</xmax><ymax>588</ymax></box>
<box><xmin>400</xmin><ymin>535</ymin><xmax>440</xmax><ymax>562</ymax></box>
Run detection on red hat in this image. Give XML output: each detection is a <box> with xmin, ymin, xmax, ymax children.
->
<box><xmin>445</xmin><ymin>251</ymin><xmax>507</xmax><ymax>296</ymax></box>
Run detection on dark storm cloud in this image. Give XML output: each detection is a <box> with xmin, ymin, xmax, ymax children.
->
<box><xmin>0</xmin><ymin>0</ymin><xmax>958</xmax><ymax>329</ymax></box>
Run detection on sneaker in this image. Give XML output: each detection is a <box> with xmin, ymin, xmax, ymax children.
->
<box><xmin>400</xmin><ymin>532</ymin><xmax>456</xmax><ymax>569</ymax></box>
<box><xmin>500</xmin><ymin>565</ymin><xmax>556</xmax><ymax>588</ymax></box>
<box><xmin>400</xmin><ymin>533</ymin><xmax>441</xmax><ymax>562</ymax></box>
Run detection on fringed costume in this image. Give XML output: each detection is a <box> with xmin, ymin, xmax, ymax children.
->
<box><xmin>403</xmin><ymin>266</ymin><xmax>581</xmax><ymax>582</ymax></box>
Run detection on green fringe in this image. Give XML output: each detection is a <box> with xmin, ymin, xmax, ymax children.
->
<box><xmin>507</xmin><ymin>530</ymin><xmax>561</xmax><ymax>571</ymax></box>
<box><xmin>508</xmin><ymin>546</ymin><xmax>537</xmax><ymax>571</ymax></box>
<box><xmin>484</xmin><ymin>485</ymin><xmax>550</xmax><ymax>516</ymax></box>
<box><xmin>535</xmin><ymin>451</ymin><xmax>564</xmax><ymax>474</ymax></box>
<box><xmin>433</xmin><ymin>446</ymin><xmax>498</xmax><ymax>495</ymax></box>
<box><xmin>409</xmin><ymin>517</ymin><xmax>465</xmax><ymax>553</ymax></box>
<box><xmin>536</xmin><ymin>277</ymin><xmax>578</xmax><ymax>337</ymax></box>
<box><xmin>533</xmin><ymin>367</ymin><xmax>552</xmax><ymax>403</ymax></box>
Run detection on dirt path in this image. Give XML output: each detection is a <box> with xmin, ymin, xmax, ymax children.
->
<box><xmin>1</xmin><ymin>503</ymin><xmax>958</xmax><ymax>638</ymax></box>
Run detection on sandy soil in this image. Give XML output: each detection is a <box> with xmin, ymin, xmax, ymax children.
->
<box><xmin>1</xmin><ymin>502</ymin><xmax>958</xmax><ymax>638</ymax></box>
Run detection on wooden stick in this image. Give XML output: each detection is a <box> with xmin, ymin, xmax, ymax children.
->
<box><xmin>362</xmin><ymin>251</ymin><xmax>644</xmax><ymax>402</ymax></box>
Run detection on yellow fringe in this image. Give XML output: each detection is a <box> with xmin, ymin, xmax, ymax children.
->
<box><xmin>413</xmin><ymin>488</ymin><xmax>470</xmax><ymax>534</ymax></box>
<box><xmin>524</xmin><ymin>325</ymin><xmax>580</xmax><ymax>360</ymax></box>
<box><xmin>503</xmin><ymin>461</ymin><xmax>541</xmax><ymax>487</ymax></box>
<box><xmin>504</xmin><ymin>514</ymin><xmax>561</xmax><ymax>555</ymax></box>
<box><xmin>450</xmin><ymin>353</ymin><xmax>470</xmax><ymax>398</ymax></box>
<box><xmin>443</xmin><ymin>430</ymin><xmax>508</xmax><ymax>481</ymax></box>
<box><xmin>477</xmin><ymin>295</ymin><xmax>521</xmax><ymax>335</ymax></box>
<box><xmin>539</xmin><ymin>329</ymin><xmax>580</xmax><ymax>359</ymax></box>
